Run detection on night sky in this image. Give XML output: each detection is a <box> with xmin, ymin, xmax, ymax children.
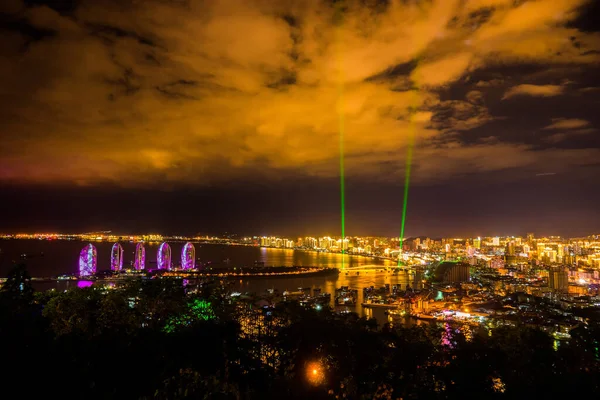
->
<box><xmin>1</xmin><ymin>0</ymin><xmax>599</xmax><ymax>237</ymax></box>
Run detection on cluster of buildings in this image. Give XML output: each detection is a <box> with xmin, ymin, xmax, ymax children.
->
<box><xmin>9</xmin><ymin>232</ymin><xmax>599</xmax><ymax>271</ymax></box>
<box><xmin>253</xmin><ymin>233</ymin><xmax>600</xmax><ymax>303</ymax></box>
<box><xmin>249</xmin><ymin>234</ymin><xmax>600</xmax><ymax>268</ymax></box>
<box><xmin>76</xmin><ymin>241</ymin><xmax>197</xmax><ymax>277</ymax></box>
<box><xmin>250</xmin><ymin>235</ymin><xmax>399</xmax><ymax>255</ymax></box>
<box><xmin>5</xmin><ymin>231</ymin><xmax>600</xmax><ymax>296</ymax></box>
<box><xmin>3</xmin><ymin>232</ymin><xmax>184</xmax><ymax>243</ymax></box>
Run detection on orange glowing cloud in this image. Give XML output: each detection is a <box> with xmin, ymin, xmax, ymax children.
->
<box><xmin>502</xmin><ymin>84</ymin><xmax>565</xmax><ymax>100</ymax></box>
<box><xmin>0</xmin><ymin>0</ymin><xmax>598</xmax><ymax>187</ymax></box>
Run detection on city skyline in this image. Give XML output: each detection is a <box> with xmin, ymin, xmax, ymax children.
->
<box><xmin>3</xmin><ymin>230</ymin><xmax>600</xmax><ymax>241</ymax></box>
<box><xmin>1</xmin><ymin>0</ymin><xmax>599</xmax><ymax>236</ymax></box>
<box><xmin>6</xmin><ymin>230</ymin><xmax>600</xmax><ymax>275</ymax></box>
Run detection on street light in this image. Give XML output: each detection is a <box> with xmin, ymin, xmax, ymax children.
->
<box><xmin>306</xmin><ymin>361</ymin><xmax>324</xmax><ymax>385</ymax></box>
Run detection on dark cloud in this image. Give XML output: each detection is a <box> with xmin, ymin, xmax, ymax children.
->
<box><xmin>567</xmin><ymin>0</ymin><xmax>600</xmax><ymax>33</ymax></box>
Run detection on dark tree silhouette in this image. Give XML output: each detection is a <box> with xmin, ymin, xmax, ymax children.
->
<box><xmin>1</xmin><ymin>274</ymin><xmax>599</xmax><ymax>400</ymax></box>
<box><xmin>0</xmin><ymin>262</ymin><xmax>34</xmax><ymax>307</ymax></box>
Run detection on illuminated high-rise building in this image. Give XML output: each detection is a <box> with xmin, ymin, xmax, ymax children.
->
<box><xmin>134</xmin><ymin>242</ymin><xmax>146</xmax><ymax>270</ymax></box>
<box><xmin>536</xmin><ymin>242</ymin><xmax>546</xmax><ymax>256</ymax></box>
<box><xmin>110</xmin><ymin>242</ymin><xmax>124</xmax><ymax>271</ymax></box>
<box><xmin>557</xmin><ymin>245</ymin><xmax>563</xmax><ymax>260</ymax></box>
<box><xmin>305</xmin><ymin>237</ymin><xmax>317</xmax><ymax>249</ymax></box>
<box><xmin>181</xmin><ymin>242</ymin><xmax>196</xmax><ymax>269</ymax></box>
<box><xmin>473</xmin><ymin>237</ymin><xmax>481</xmax><ymax>249</ymax></box>
<box><xmin>492</xmin><ymin>237</ymin><xmax>500</xmax><ymax>246</ymax></box>
<box><xmin>157</xmin><ymin>242</ymin><xmax>172</xmax><ymax>270</ymax></box>
<box><xmin>431</xmin><ymin>261</ymin><xmax>470</xmax><ymax>283</ymax></box>
<box><xmin>564</xmin><ymin>253</ymin><xmax>575</xmax><ymax>265</ymax></box>
<box><xmin>319</xmin><ymin>237</ymin><xmax>329</xmax><ymax>249</ymax></box>
<box><xmin>506</xmin><ymin>241</ymin><xmax>515</xmax><ymax>256</ymax></box>
<box><xmin>543</xmin><ymin>249</ymin><xmax>557</xmax><ymax>263</ymax></box>
<box><xmin>548</xmin><ymin>267</ymin><xmax>568</xmax><ymax>292</ymax></box>
<box><xmin>79</xmin><ymin>243</ymin><xmax>97</xmax><ymax>277</ymax></box>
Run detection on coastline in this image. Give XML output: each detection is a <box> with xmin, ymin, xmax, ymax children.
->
<box><xmin>0</xmin><ymin>239</ymin><xmax>401</xmax><ymax>278</ymax></box>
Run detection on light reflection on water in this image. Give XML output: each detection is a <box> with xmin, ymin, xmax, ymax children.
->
<box><xmin>2</xmin><ymin>241</ymin><xmax>400</xmax><ymax>276</ymax></box>
<box><xmin>232</xmin><ymin>269</ymin><xmax>425</xmax><ymax>322</ymax></box>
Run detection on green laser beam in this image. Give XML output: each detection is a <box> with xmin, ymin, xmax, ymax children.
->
<box><xmin>337</xmin><ymin>20</ymin><xmax>346</xmax><ymax>270</ymax></box>
<box><xmin>399</xmin><ymin>122</ymin><xmax>414</xmax><ymax>256</ymax></box>
<box><xmin>339</xmin><ymin>98</ymin><xmax>346</xmax><ymax>265</ymax></box>
<box><xmin>398</xmin><ymin>38</ymin><xmax>424</xmax><ymax>267</ymax></box>
<box><xmin>398</xmin><ymin>94</ymin><xmax>418</xmax><ymax>267</ymax></box>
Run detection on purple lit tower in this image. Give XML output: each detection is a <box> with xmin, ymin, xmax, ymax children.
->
<box><xmin>134</xmin><ymin>242</ymin><xmax>146</xmax><ymax>270</ymax></box>
<box><xmin>79</xmin><ymin>243</ymin><xmax>97</xmax><ymax>277</ymax></box>
<box><xmin>111</xmin><ymin>243</ymin><xmax>124</xmax><ymax>271</ymax></box>
<box><xmin>181</xmin><ymin>242</ymin><xmax>196</xmax><ymax>270</ymax></box>
<box><xmin>157</xmin><ymin>242</ymin><xmax>171</xmax><ymax>270</ymax></box>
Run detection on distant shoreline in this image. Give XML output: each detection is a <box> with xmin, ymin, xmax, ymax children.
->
<box><xmin>1</xmin><ymin>237</ymin><xmax>398</xmax><ymax>266</ymax></box>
